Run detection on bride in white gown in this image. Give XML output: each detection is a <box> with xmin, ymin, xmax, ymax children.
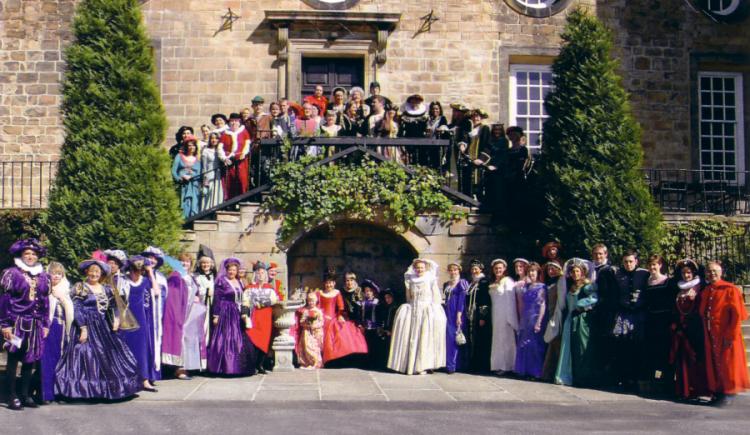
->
<box><xmin>387</xmin><ymin>259</ymin><xmax>447</xmax><ymax>375</ymax></box>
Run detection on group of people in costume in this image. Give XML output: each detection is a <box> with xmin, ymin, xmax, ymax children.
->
<box><xmin>3</xmin><ymin>238</ymin><xmax>747</xmax><ymax>410</ymax></box>
<box><xmin>171</xmin><ymin>82</ymin><xmax>531</xmax><ymax>218</ymax></box>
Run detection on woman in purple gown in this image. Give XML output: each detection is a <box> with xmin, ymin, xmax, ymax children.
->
<box><xmin>1</xmin><ymin>238</ymin><xmax>50</xmax><ymax>410</ymax></box>
<box><xmin>514</xmin><ymin>262</ymin><xmax>547</xmax><ymax>379</ymax></box>
<box><xmin>207</xmin><ymin>257</ymin><xmax>255</xmax><ymax>375</ymax></box>
<box><xmin>119</xmin><ymin>255</ymin><xmax>159</xmax><ymax>392</ymax></box>
<box><xmin>39</xmin><ymin>262</ymin><xmax>73</xmax><ymax>403</ymax></box>
<box><xmin>55</xmin><ymin>259</ymin><xmax>141</xmax><ymax>400</ymax></box>
<box><xmin>443</xmin><ymin>261</ymin><xmax>468</xmax><ymax>374</ymax></box>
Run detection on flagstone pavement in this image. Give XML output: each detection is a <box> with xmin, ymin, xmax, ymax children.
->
<box><xmin>133</xmin><ymin>369</ymin><xmax>665</xmax><ymax>403</ymax></box>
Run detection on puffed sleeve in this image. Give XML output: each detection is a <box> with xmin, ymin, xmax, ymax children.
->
<box><xmin>36</xmin><ymin>280</ymin><xmax>51</xmax><ymax>329</ymax></box>
<box><xmin>576</xmin><ymin>283</ymin><xmax>599</xmax><ymax>310</ymax></box>
<box><xmin>71</xmin><ymin>284</ymin><xmax>88</xmax><ymax>328</ymax></box>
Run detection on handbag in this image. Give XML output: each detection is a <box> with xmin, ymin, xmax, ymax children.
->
<box><xmin>455</xmin><ymin>330</ymin><xmax>467</xmax><ymax>346</ymax></box>
<box><xmin>112</xmin><ymin>287</ymin><xmax>140</xmax><ymax>331</ymax></box>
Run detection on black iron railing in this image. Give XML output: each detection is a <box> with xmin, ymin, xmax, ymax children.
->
<box><xmin>182</xmin><ymin>137</ymin><xmax>470</xmax><ymax>223</ymax></box>
<box><xmin>0</xmin><ymin>161</ymin><xmax>59</xmax><ymax>209</ymax></box>
<box><xmin>642</xmin><ymin>168</ymin><xmax>750</xmax><ymax>215</ymax></box>
<box><xmin>666</xmin><ymin>229</ymin><xmax>750</xmax><ymax>284</ymax></box>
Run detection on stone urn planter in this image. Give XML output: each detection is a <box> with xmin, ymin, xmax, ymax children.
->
<box><xmin>272</xmin><ymin>298</ymin><xmax>305</xmax><ymax>372</ymax></box>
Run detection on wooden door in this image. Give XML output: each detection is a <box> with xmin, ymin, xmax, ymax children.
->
<box><xmin>301</xmin><ymin>57</ymin><xmax>364</xmax><ymax>98</ymax></box>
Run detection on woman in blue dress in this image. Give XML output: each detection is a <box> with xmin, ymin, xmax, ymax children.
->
<box><xmin>172</xmin><ymin>134</ymin><xmax>202</xmax><ymax>218</ymax></box>
<box><xmin>55</xmin><ymin>259</ymin><xmax>141</xmax><ymax>400</ymax></box>
<box><xmin>39</xmin><ymin>262</ymin><xmax>73</xmax><ymax>403</ymax></box>
<box><xmin>118</xmin><ymin>255</ymin><xmax>159</xmax><ymax>392</ymax></box>
<box><xmin>442</xmin><ymin>261</ymin><xmax>468</xmax><ymax>374</ymax></box>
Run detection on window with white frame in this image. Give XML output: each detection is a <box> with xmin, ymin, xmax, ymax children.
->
<box><xmin>698</xmin><ymin>72</ymin><xmax>745</xmax><ymax>181</ymax></box>
<box><xmin>509</xmin><ymin>65</ymin><xmax>553</xmax><ymax>152</ymax></box>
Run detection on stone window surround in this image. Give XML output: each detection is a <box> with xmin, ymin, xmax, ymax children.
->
<box><xmin>498</xmin><ymin>49</ymin><xmax>558</xmax><ymax>136</ymax></box>
<box><xmin>697</xmin><ymin>71</ymin><xmax>745</xmax><ymax>176</ymax></box>
<box><xmin>689</xmin><ymin>52</ymin><xmax>750</xmax><ymax>172</ymax></box>
<box><xmin>265</xmin><ymin>11</ymin><xmax>400</xmax><ymax>101</ymax></box>
<box><xmin>509</xmin><ymin>63</ymin><xmax>553</xmax><ymax>151</ymax></box>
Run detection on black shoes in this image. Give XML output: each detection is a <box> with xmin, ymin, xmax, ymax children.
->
<box><xmin>7</xmin><ymin>398</ymin><xmax>23</xmax><ymax>411</ymax></box>
<box><xmin>22</xmin><ymin>397</ymin><xmax>39</xmax><ymax>408</ymax></box>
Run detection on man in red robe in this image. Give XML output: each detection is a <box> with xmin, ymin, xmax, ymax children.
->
<box><xmin>219</xmin><ymin>112</ymin><xmax>251</xmax><ymax>200</ymax></box>
<box><xmin>303</xmin><ymin>85</ymin><xmax>328</xmax><ymax>116</ymax></box>
<box><xmin>700</xmin><ymin>260</ymin><xmax>750</xmax><ymax>407</ymax></box>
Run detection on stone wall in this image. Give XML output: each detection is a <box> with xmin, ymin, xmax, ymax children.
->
<box><xmin>598</xmin><ymin>0</ymin><xmax>750</xmax><ymax>169</ymax></box>
<box><xmin>1</xmin><ymin>0</ymin><xmax>748</xmax><ymax>173</ymax></box>
<box><xmin>0</xmin><ymin>0</ymin><xmax>74</xmax><ymax>161</ymax></box>
<box><xmin>181</xmin><ymin>205</ymin><xmax>526</xmax><ymax>294</ymax></box>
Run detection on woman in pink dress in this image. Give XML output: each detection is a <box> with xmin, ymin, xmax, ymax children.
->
<box><xmin>296</xmin><ymin>292</ymin><xmax>324</xmax><ymax>369</ymax></box>
<box><xmin>317</xmin><ymin>269</ymin><xmax>367</xmax><ymax>364</ymax></box>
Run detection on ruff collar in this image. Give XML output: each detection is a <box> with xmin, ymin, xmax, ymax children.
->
<box><xmin>15</xmin><ymin>258</ymin><xmax>44</xmax><ymax>276</ymax></box>
<box><xmin>678</xmin><ymin>278</ymin><xmax>700</xmax><ymax>291</ymax></box>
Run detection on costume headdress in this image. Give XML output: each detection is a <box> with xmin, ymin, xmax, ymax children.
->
<box><xmin>9</xmin><ymin>238</ymin><xmax>46</xmax><ymax>258</ymax></box>
<box><xmin>78</xmin><ymin>259</ymin><xmax>111</xmax><ymax>278</ymax></box>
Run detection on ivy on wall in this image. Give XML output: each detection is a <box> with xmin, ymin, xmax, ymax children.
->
<box><xmin>260</xmin><ymin>156</ymin><xmax>465</xmax><ymax>245</ymax></box>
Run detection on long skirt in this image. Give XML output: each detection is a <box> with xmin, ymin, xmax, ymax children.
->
<box><xmin>55</xmin><ymin>312</ymin><xmax>141</xmax><ymax>400</ymax></box>
<box><xmin>207</xmin><ymin>302</ymin><xmax>255</xmax><ymax>375</ymax></box>
<box><xmin>40</xmin><ymin>320</ymin><xmax>64</xmax><ymax>401</ymax></box>
<box><xmin>387</xmin><ymin>302</ymin><xmax>447</xmax><ymax>374</ymax></box>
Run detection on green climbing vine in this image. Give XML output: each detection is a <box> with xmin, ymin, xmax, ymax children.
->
<box><xmin>260</xmin><ymin>156</ymin><xmax>465</xmax><ymax>244</ymax></box>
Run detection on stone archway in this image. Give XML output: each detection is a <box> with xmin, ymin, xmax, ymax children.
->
<box><xmin>287</xmin><ymin>221</ymin><xmax>417</xmax><ymax>295</ymax></box>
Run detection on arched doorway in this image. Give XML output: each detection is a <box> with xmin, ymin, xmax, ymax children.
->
<box><xmin>287</xmin><ymin>221</ymin><xmax>417</xmax><ymax>295</ymax></box>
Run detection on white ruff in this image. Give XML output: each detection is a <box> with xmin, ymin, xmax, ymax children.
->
<box><xmin>14</xmin><ymin>258</ymin><xmax>43</xmax><ymax>276</ymax></box>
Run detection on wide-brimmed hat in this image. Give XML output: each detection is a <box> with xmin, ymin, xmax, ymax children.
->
<box><xmin>541</xmin><ymin>241</ymin><xmax>561</xmax><ymax>259</ymax></box>
<box><xmin>675</xmin><ymin>258</ymin><xmax>699</xmax><ymax>273</ymax></box>
<box><xmin>471</xmin><ymin>108</ymin><xmax>489</xmax><ymax>119</ymax></box>
<box><xmin>141</xmin><ymin>246</ymin><xmax>165</xmax><ymax>268</ymax></box>
<box><xmin>123</xmin><ymin>255</ymin><xmax>148</xmax><ymax>272</ymax></box>
<box><xmin>449</xmin><ymin>103</ymin><xmax>469</xmax><ymax>112</ymax></box>
<box><xmin>360</xmin><ymin>279</ymin><xmax>380</xmax><ymax>295</ymax></box>
<box><xmin>251</xmin><ymin>95</ymin><xmax>265</xmax><ymax>104</ymax></box>
<box><xmin>9</xmin><ymin>238</ymin><xmax>46</xmax><ymax>258</ymax></box>
<box><xmin>103</xmin><ymin>249</ymin><xmax>128</xmax><ymax>267</ymax></box>
<box><xmin>78</xmin><ymin>259</ymin><xmax>111</xmax><ymax>277</ymax></box>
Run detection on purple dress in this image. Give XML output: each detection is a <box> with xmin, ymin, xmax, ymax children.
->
<box><xmin>55</xmin><ymin>284</ymin><xmax>141</xmax><ymax>399</ymax></box>
<box><xmin>443</xmin><ymin>279</ymin><xmax>469</xmax><ymax>373</ymax></box>
<box><xmin>40</xmin><ymin>296</ymin><xmax>67</xmax><ymax>401</ymax></box>
<box><xmin>207</xmin><ymin>276</ymin><xmax>253</xmax><ymax>375</ymax></box>
<box><xmin>514</xmin><ymin>282</ymin><xmax>547</xmax><ymax>378</ymax></box>
<box><xmin>120</xmin><ymin>277</ymin><xmax>158</xmax><ymax>382</ymax></box>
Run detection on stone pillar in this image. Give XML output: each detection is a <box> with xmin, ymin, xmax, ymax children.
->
<box><xmin>276</xmin><ymin>26</ymin><xmax>289</xmax><ymax>99</ymax></box>
<box><xmin>272</xmin><ymin>299</ymin><xmax>304</xmax><ymax>372</ymax></box>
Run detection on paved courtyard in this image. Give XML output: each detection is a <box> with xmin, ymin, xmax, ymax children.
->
<box><xmin>128</xmin><ymin>369</ymin><xmax>663</xmax><ymax>403</ymax></box>
<box><xmin>2</xmin><ymin>368</ymin><xmax>750</xmax><ymax>434</ymax></box>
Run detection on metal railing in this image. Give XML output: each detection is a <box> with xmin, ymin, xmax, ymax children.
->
<box><xmin>0</xmin><ymin>161</ymin><xmax>59</xmax><ymax>209</ymax></box>
<box><xmin>642</xmin><ymin>168</ymin><xmax>750</xmax><ymax>215</ymax></box>
<box><xmin>182</xmin><ymin>137</ymin><xmax>469</xmax><ymax>223</ymax></box>
<box><xmin>665</xmin><ymin>228</ymin><xmax>750</xmax><ymax>285</ymax></box>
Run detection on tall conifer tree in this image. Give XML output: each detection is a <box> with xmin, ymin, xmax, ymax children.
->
<box><xmin>45</xmin><ymin>0</ymin><xmax>182</xmax><ymax>267</ymax></box>
<box><xmin>539</xmin><ymin>9</ymin><xmax>661</xmax><ymax>257</ymax></box>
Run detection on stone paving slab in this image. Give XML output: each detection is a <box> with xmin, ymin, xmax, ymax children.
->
<box><xmin>122</xmin><ymin>369</ymin><xmax>669</xmax><ymax>404</ymax></box>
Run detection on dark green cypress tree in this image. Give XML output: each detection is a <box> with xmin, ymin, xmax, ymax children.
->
<box><xmin>539</xmin><ymin>9</ymin><xmax>661</xmax><ymax>257</ymax></box>
<box><xmin>44</xmin><ymin>0</ymin><xmax>182</xmax><ymax>268</ymax></box>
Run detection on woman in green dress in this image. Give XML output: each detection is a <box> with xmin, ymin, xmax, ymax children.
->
<box><xmin>554</xmin><ymin>258</ymin><xmax>600</xmax><ymax>387</ymax></box>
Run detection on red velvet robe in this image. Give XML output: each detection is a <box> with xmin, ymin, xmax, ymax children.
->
<box><xmin>699</xmin><ymin>279</ymin><xmax>750</xmax><ymax>395</ymax></box>
<box><xmin>219</xmin><ymin>127</ymin><xmax>251</xmax><ymax>200</ymax></box>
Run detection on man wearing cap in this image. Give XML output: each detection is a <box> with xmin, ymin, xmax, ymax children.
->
<box><xmin>1</xmin><ymin>238</ymin><xmax>51</xmax><ymax>410</ymax></box>
<box><xmin>304</xmin><ymin>85</ymin><xmax>329</xmax><ymax>117</ymax></box>
<box><xmin>245</xmin><ymin>96</ymin><xmax>275</xmax><ymax>184</ymax></box>
<box><xmin>218</xmin><ymin>112</ymin><xmax>251</xmax><ymax>199</ymax></box>
<box><xmin>364</xmin><ymin>81</ymin><xmax>392</xmax><ymax>111</ymax></box>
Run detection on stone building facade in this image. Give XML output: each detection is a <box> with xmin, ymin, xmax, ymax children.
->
<box><xmin>2</xmin><ymin>0</ymin><xmax>748</xmax><ymax>173</ymax></box>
